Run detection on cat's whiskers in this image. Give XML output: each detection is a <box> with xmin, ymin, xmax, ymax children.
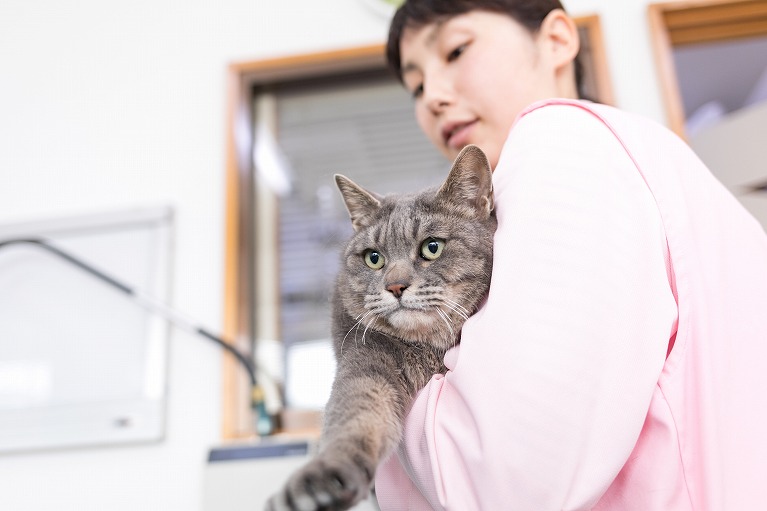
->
<box><xmin>441</xmin><ymin>300</ymin><xmax>470</xmax><ymax>321</ymax></box>
<box><xmin>442</xmin><ymin>298</ymin><xmax>471</xmax><ymax>318</ymax></box>
<box><xmin>436</xmin><ymin>308</ymin><xmax>454</xmax><ymax>338</ymax></box>
<box><xmin>365</xmin><ymin>293</ymin><xmax>398</xmax><ymax>315</ymax></box>
<box><xmin>417</xmin><ymin>285</ymin><xmax>443</xmax><ymax>296</ymax></box>
<box><xmin>409</xmin><ymin>288</ymin><xmax>444</xmax><ymax>307</ymax></box>
<box><xmin>408</xmin><ymin>291</ymin><xmax>469</xmax><ymax>323</ymax></box>
<box><xmin>361</xmin><ymin>313</ymin><xmax>377</xmax><ymax>345</ymax></box>
<box><xmin>342</xmin><ymin>310</ymin><xmax>374</xmax><ymax>354</ymax></box>
<box><xmin>364</xmin><ymin>295</ymin><xmax>383</xmax><ymax>306</ymax></box>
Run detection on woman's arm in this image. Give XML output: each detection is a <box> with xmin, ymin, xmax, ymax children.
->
<box><xmin>375</xmin><ymin>103</ymin><xmax>678</xmax><ymax>510</ymax></box>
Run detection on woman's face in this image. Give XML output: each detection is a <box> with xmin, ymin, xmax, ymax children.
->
<box><xmin>399</xmin><ymin>10</ymin><xmax>568</xmax><ymax>168</ymax></box>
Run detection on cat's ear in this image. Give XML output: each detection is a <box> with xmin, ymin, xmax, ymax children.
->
<box><xmin>437</xmin><ymin>145</ymin><xmax>494</xmax><ymax>219</ymax></box>
<box><xmin>335</xmin><ymin>174</ymin><xmax>382</xmax><ymax>231</ymax></box>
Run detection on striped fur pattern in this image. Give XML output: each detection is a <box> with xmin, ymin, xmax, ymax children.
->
<box><xmin>266</xmin><ymin>145</ymin><xmax>497</xmax><ymax>511</ymax></box>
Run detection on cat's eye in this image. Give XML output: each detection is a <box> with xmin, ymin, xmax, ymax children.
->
<box><xmin>364</xmin><ymin>250</ymin><xmax>385</xmax><ymax>270</ymax></box>
<box><xmin>420</xmin><ymin>238</ymin><xmax>445</xmax><ymax>261</ymax></box>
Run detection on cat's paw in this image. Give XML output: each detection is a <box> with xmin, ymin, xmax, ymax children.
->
<box><xmin>264</xmin><ymin>453</ymin><xmax>372</xmax><ymax>511</ymax></box>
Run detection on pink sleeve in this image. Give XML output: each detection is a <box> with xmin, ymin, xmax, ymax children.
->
<box><xmin>375</xmin><ymin>104</ymin><xmax>678</xmax><ymax>510</ymax></box>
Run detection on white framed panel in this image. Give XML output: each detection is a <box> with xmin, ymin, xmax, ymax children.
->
<box><xmin>0</xmin><ymin>206</ymin><xmax>173</xmax><ymax>453</ymax></box>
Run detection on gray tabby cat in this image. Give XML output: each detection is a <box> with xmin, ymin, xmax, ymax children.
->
<box><xmin>266</xmin><ymin>145</ymin><xmax>497</xmax><ymax>511</ymax></box>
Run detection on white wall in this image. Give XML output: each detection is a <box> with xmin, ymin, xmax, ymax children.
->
<box><xmin>0</xmin><ymin>1</ymin><xmax>666</xmax><ymax>509</ymax></box>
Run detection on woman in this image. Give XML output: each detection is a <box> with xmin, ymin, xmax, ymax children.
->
<box><xmin>375</xmin><ymin>1</ymin><xmax>767</xmax><ymax>510</ymax></box>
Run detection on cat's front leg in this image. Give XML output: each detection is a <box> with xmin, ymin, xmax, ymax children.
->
<box><xmin>266</xmin><ymin>361</ymin><xmax>406</xmax><ymax>511</ymax></box>
<box><xmin>264</xmin><ymin>439</ymin><xmax>375</xmax><ymax>511</ymax></box>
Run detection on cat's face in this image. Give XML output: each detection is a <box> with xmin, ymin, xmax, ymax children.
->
<box><xmin>335</xmin><ymin>145</ymin><xmax>497</xmax><ymax>351</ymax></box>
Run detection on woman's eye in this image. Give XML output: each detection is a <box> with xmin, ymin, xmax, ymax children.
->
<box><xmin>411</xmin><ymin>83</ymin><xmax>424</xmax><ymax>99</ymax></box>
<box><xmin>447</xmin><ymin>44</ymin><xmax>467</xmax><ymax>62</ymax></box>
<box><xmin>420</xmin><ymin>238</ymin><xmax>445</xmax><ymax>261</ymax></box>
<box><xmin>364</xmin><ymin>250</ymin><xmax>385</xmax><ymax>269</ymax></box>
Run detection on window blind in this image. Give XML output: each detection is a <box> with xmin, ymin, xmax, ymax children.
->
<box><xmin>268</xmin><ymin>72</ymin><xmax>449</xmax><ymax>352</ymax></box>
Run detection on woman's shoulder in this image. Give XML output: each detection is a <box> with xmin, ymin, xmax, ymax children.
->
<box><xmin>495</xmin><ymin>99</ymin><xmax>649</xmax><ymax>197</ymax></box>
<box><xmin>505</xmin><ymin>99</ymin><xmax>625</xmax><ymax>152</ymax></box>
<box><xmin>509</xmin><ymin>99</ymin><xmax>618</xmax><ymax>142</ymax></box>
<box><xmin>514</xmin><ymin>99</ymin><xmax>674</xmax><ymax>140</ymax></box>
<box><xmin>509</xmin><ymin>98</ymin><xmax>683</xmax><ymax>159</ymax></box>
<box><xmin>514</xmin><ymin>99</ymin><xmax>621</xmax><ymax>130</ymax></box>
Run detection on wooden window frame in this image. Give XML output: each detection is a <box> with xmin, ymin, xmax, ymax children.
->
<box><xmin>577</xmin><ymin>15</ymin><xmax>616</xmax><ymax>106</ymax></box>
<box><xmin>222</xmin><ymin>15</ymin><xmax>614</xmax><ymax>439</ymax></box>
<box><xmin>648</xmin><ymin>0</ymin><xmax>767</xmax><ymax>138</ymax></box>
<box><xmin>222</xmin><ymin>44</ymin><xmax>386</xmax><ymax>439</ymax></box>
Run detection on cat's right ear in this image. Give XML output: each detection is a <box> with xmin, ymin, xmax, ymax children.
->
<box><xmin>334</xmin><ymin>174</ymin><xmax>382</xmax><ymax>232</ymax></box>
<box><xmin>438</xmin><ymin>145</ymin><xmax>494</xmax><ymax>219</ymax></box>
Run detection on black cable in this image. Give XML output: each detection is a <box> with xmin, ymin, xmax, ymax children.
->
<box><xmin>196</xmin><ymin>328</ymin><xmax>255</xmax><ymax>386</ymax></box>
<box><xmin>0</xmin><ymin>238</ymin><xmax>134</xmax><ymax>294</ymax></box>
<box><xmin>0</xmin><ymin>237</ymin><xmax>272</xmax><ymax>434</ymax></box>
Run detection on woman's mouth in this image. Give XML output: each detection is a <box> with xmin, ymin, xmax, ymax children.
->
<box><xmin>442</xmin><ymin>120</ymin><xmax>477</xmax><ymax>149</ymax></box>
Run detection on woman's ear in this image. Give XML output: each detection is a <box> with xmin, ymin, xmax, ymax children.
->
<box><xmin>538</xmin><ymin>9</ymin><xmax>580</xmax><ymax>74</ymax></box>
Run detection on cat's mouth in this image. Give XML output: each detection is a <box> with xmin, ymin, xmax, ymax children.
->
<box><xmin>387</xmin><ymin>307</ymin><xmax>439</xmax><ymax>329</ymax></box>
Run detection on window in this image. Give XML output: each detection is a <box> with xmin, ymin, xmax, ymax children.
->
<box><xmin>648</xmin><ymin>0</ymin><xmax>767</xmax><ymax>137</ymax></box>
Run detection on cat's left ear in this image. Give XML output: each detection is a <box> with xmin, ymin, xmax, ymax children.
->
<box><xmin>437</xmin><ymin>145</ymin><xmax>494</xmax><ymax>219</ymax></box>
<box><xmin>335</xmin><ymin>174</ymin><xmax>382</xmax><ymax>231</ymax></box>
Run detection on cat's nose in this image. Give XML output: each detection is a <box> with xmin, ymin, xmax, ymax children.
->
<box><xmin>386</xmin><ymin>283</ymin><xmax>408</xmax><ymax>298</ymax></box>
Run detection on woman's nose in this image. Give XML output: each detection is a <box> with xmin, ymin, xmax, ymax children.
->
<box><xmin>426</xmin><ymin>95</ymin><xmax>450</xmax><ymax>115</ymax></box>
<box><xmin>422</xmin><ymin>78</ymin><xmax>453</xmax><ymax>114</ymax></box>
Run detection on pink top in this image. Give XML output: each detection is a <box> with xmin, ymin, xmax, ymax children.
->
<box><xmin>374</xmin><ymin>99</ymin><xmax>767</xmax><ymax>510</ymax></box>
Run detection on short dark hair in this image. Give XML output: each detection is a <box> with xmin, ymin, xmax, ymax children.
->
<box><xmin>386</xmin><ymin>0</ymin><xmax>585</xmax><ymax>98</ymax></box>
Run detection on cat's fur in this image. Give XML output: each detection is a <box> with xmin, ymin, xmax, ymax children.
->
<box><xmin>266</xmin><ymin>145</ymin><xmax>497</xmax><ymax>511</ymax></box>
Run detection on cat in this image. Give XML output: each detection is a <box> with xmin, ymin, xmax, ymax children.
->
<box><xmin>266</xmin><ymin>144</ymin><xmax>497</xmax><ymax>511</ymax></box>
